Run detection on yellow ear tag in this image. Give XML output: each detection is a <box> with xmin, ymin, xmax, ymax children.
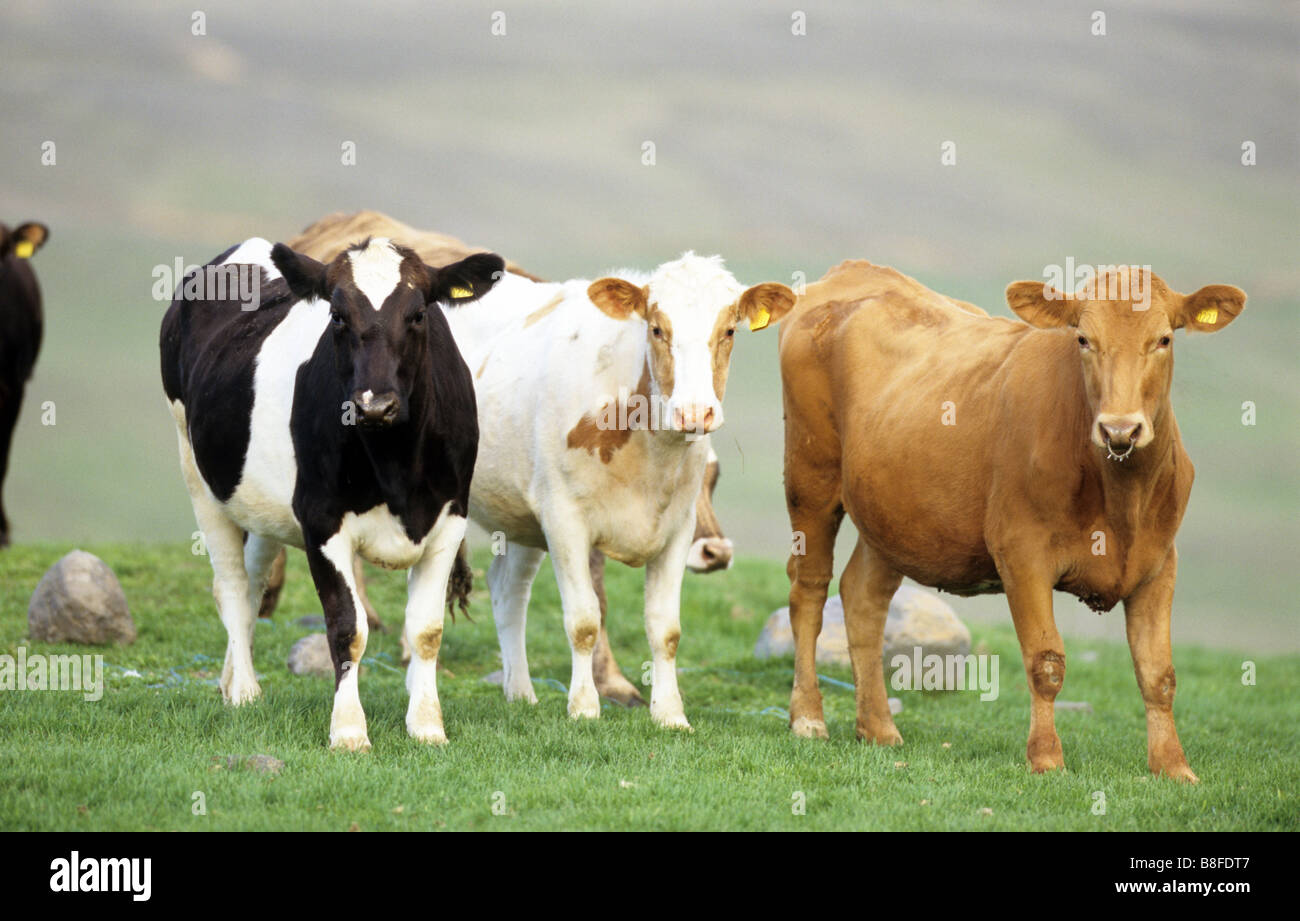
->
<box><xmin>14</xmin><ymin>241</ymin><xmax>34</xmax><ymax>259</ymax></box>
<box><xmin>449</xmin><ymin>285</ymin><xmax>473</xmax><ymax>299</ymax></box>
<box><xmin>1195</xmin><ymin>307</ymin><xmax>1218</xmax><ymax>325</ymax></box>
<box><xmin>749</xmin><ymin>306</ymin><xmax>771</xmax><ymax>331</ymax></box>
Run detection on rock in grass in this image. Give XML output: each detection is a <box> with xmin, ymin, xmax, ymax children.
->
<box><xmin>755</xmin><ymin>586</ymin><xmax>970</xmax><ymax>666</ymax></box>
<box><xmin>27</xmin><ymin>550</ymin><xmax>135</xmax><ymax>645</ymax></box>
<box><xmin>287</xmin><ymin>633</ymin><xmax>334</xmax><ymax>678</ymax></box>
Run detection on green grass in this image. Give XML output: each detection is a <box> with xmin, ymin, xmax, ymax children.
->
<box><xmin>1</xmin><ymin>542</ymin><xmax>1296</xmax><ymax>831</ymax></box>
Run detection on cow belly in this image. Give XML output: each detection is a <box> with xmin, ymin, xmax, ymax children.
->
<box><xmin>224</xmin><ymin>487</ymin><xmax>303</xmax><ymax>547</ymax></box>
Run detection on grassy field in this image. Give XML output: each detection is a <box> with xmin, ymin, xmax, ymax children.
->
<box><xmin>1</xmin><ymin>542</ymin><xmax>1296</xmax><ymax>831</ymax></box>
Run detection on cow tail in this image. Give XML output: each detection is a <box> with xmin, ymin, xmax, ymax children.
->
<box><xmin>446</xmin><ymin>539</ymin><xmax>474</xmax><ymax>622</ymax></box>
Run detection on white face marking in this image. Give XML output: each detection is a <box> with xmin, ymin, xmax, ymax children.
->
<box><xmin>643</xmin><ymin>252</ymin><xmax>741</xmax><ymax>425</ymax></box>
<box><xmin>347</xmin><ymin>237</ymin><xmax>403</xmax><ymax>311</ymax></box>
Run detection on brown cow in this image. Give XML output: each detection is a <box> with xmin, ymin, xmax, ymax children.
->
<box><xmin>262</xmin><ymin>211</ymin><xmax>733</xmax><ymax>705</ymax></box>
<box><xmin>780</xmin><ymin>260</ymin><xmax>1245</xmax><ymax>782</ymax></box>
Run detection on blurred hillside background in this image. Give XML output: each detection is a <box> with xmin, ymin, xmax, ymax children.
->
<box><xmin>0</xmin><ymin>1</ymin><xmax>1295</xmax><ymax>651</ymax></box>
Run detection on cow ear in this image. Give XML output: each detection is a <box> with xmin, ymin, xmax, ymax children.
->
<box><xmin>1175</xmin><ymin>284</ymin><xmax>1246</xmax><ymax>333</ymax></box>
<box><xmin>738</xmin><ymin>282</ymin><xmax>796</xmax><ymax>331</ymax></box>
<box><xmin>1006</xmin><ymin>280</ymin><xmax>1081</xmax><ymax>328</ymax></box>
<box><xmin>587</xmin><ymin>278</ymin><xmax>648</xmax><ymax>320</ymax></box>
<box><xmin>429</xmin><ymin>252</ymin><xmax>507</xmax><ymax>305</ymax></box>
<box><xmin>8</xmin><ymin>222</ymin><xmax>49</xmax><ymax>259</ymax></box>
<box><xmin>271</xmin><ymin>243</ymin><xmax>329</xmax><ymax>301</ymax></box>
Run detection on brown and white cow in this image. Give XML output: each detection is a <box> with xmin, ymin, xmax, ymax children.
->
<box><xmin>264</xmin><ymin>212</ymin><xmax>735</xmax><ymax>705</ymax></box>
<box><xmin>780</xmin><ymin>260</ymin><xmax>1245</xmax><ymax>781</ymax></box>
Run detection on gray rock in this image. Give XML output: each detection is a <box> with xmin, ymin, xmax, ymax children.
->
<box><xmin>27</xmin><ymin>550</ymin><xmax>135</xmax><ymax>645</ymax></box>
<box><xmin>755</xmin><ymin>585</ymin><xmax>970</xmax><ymax>667</ymax></box>
<box><xmin>482</xmin><ymin>669</ymin><xmax>505</xmax><ymax>686</ymax></box>
<box><xmin>287</xmin><ymin>633</ymin><xmax>334</xmax><ymax>678</ymax></box>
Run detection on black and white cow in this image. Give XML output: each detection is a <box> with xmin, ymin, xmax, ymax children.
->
<box><xmin>160</xmin><ymin>236</ymin><xmax>503</xmax><ymax>750</ymax></box>
<box><xmin>0</xmin><ymin>220</ymin><xmax>50</xmax><ymax>547</ymax></box>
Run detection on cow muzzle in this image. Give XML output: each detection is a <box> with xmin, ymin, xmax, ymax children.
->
<box><xmin>354</xmin><ymin>390</ymin><xmax>401</xmax><ymax>428</ymax></box>
<box><xmin>1095</xmin><ymin>413</ymin><xmax>1149</xmax><ymax>461</ymax></box>
<box><xmin>670</xmin><ymin>403</ymin><xmax>721</xmax><ymax>434</ymax></box>
<box><xmin>686</xmin><ymin>537</ymin><xmax>733</xmax><ymax>573</ymax></box>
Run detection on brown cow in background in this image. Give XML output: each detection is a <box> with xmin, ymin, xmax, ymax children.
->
<box><xmin>780</xmin><ymin>260</ymin><xmax>1244</xmax><ymax>781</ymax></box>
<box><xmin>260</xmin><ymin>211</ymin><xmax>733</xmax><ymax>705</ymax></box>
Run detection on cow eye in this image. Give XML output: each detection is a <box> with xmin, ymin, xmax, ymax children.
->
<box><xmin>726</xmin><ymin>328</ymin><xmax>736</xmax><ymax>338</ymax></box>
<box><xmin>1157</xmin><ymin>335</ymin><xmax>1171</xmax><ymax>348</ymax></box>
<box><xmin>1077</xmin><ymin>335</ymin><xmax>1090</xmax><ymax>350</ymax></box>
<box><xmin>330</xmin><ymin>311</ymin><xmax>346</xmax><ymax>330</ymax></box>
<box><xmin>410</xmin><ymin>309</ymin><xmax>426</xmax><ymax>327</ymax></box>
<box><xmin>651</xmin><ymin>326</ymin><xmax>663</xmax><ymax>339</ymax></box>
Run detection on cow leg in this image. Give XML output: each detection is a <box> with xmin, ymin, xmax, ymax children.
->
<box><xmin>403</xmin><ymin>512</ymin><xmax>469</xmax><ymax>745</ymax></box>
<box><xmin>304</xmin><ymin>536</ymin><xmax>371</xmax><ymax>751</ymax></box>
<box><xmin>243</xmin><ymin>534</ymin><xmax>282</xmax><ymax>644</ymax></box>
<box><xmin>840</xmin><ymin>537</ymin><xmax>903</xmax><ymax>745</ymax></box>
<box><xmin>257</xmin><ymin>547</ymin><xmax>287</xmax><ymax>618</ymax></box>
<box><xmin>173</xmin><ymin>414</ymin><xmax>260</xmax><ymax>704</ymax></box>
<box><xmin>590</xmin><ymin>548</ymin><xmax>646</xmax><ymax>707</ymax></box>
<box><xmin>643</xmin><ymin>521</ymin><xmax>694</xmax><ymax>730</ymax></box>
<box><xmin>543</xmin><ymin>516</ymin><xmax>602</xmax><ymax>719</ymax></box>
<box><xmin>1001</xmin><ymin>564</ymin><xmax>1066</xmax><ymax>773</ymax></box>
<box><xmin>488</xmin><ymin>542</ymin><xmax>546</xmax><ymax>703</ymax></box>
<box><xmin>352</xmin><ymin>555</ymin><xmax>387</xmax><ymax>632</ymax></box>
<box><xmin>785</xmin><ymin>500</ymin><xmax>843</xmax><ymax>740</ymax></box>
<box><xmin>1124</xmin><ymin>548</ymin><xmax>1197</xmax><ymax>782</ymax></box>
<box><xmin>0</xmin><ymin>389</ymin><xmax>21</xmax><ymax>547</ymax></box>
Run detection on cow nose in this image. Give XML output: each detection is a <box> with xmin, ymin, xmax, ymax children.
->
<box><xmin>672</xmin><ymin>405</ymin><xmax>717</xmax><ymax>433</ymax></box>
<box><xmin>1099</xmin><ymin>420</ymin><xmax>1141</xmax><ymax>448</ymax></box>
<box><xmin>686</xmin><ymin>537</ymin><xmax>733</xmax><ymax>573</ymax></box>
<box><xmin>355</xmin><ymin>390</ymin><xmax>400</xmax><ymax>426</ymax></box>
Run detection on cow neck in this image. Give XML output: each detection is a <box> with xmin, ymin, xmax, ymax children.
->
<box><xmin>1086</xmin><ymin>397</ymin><xmax>1179</xmax><ymax>549</ymax></box>
<box><xmin>354</xmin><ymin>362</ymin><xmax>436</xmax><ymax>512</ymax></box>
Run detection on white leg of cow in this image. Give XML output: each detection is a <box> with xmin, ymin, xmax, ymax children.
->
<box><xmin>488</xmin><ymin>542</ymin><xmax>546</xmax><ymax>704</ymax></box>
<box><xmin>644</xmin><ymin>522</ymin><xmax>693</xmax><ymax>730</ymax></box>
<box><xmin>404</xmin><ymin>511</ymin><xmax>469</xmax><ymax>744</ymax></box>
<box><xmin>173</xmin><ymin>413</ymin><xmax>261</xmax><ymax>705</ymax></box>
<box><xmin>543</xmin><ymin>514</ymin><xmax>602</xmax><ymax>719</ymax></box>
<box><xmin>311</xmin><ymin>535</ymin><xmax>372</xmax><ymax>751</ymax></box>
<box><xmin>207</xmin><ymin>517</ymin><xmax>260</xmax><ymax>706</ymax></box>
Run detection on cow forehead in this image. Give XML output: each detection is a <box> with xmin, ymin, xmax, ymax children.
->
<box><xmin>645</xmin><ymin>252</ymin><xmax>744</xmax><ymax>336</ymax></box>
<box><xmin>345</xmin><ymin>237</ymin><xmax>405</xmax><ymax>310</ymax></box>
<box><xmin>1078</xmin><ymin>293</ymin><xmax>1174</xmax><ymax>334</ymax></box>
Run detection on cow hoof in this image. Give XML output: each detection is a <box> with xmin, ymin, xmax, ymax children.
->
<box><xmin>791</xmin><ymin>717</ymin><xmax>829</xmax><ymax>740</ymax></box>
<box><xmin>221</xmin><ymin>680</ymin><xmax>262</xmax><ymax>706</ymax></box>
<box><xmin>653</xmin><ymin>712</ymin><xmax>692</xmax><ymax>732</ymax></box>
<box><xmin>596</xmin><ymin>675</ymin><xmax>647</xmax><ymax>708</ymax></box>
<box><xmin>1153</xmin><ymin>763</ymin><xmax>1199</xmax><ymax>784</ymax></box>
<box><xmin>858</xmin><ymin>727</ymin><xmax>903</xmax><ymax>746</ymax></box>
<box><xmin>504</xmin><ymin>686</ymin><xmax>539</xmax><ymax>705</ymax></box>
<box><xmin>1028</xmin><ymin>758</ymin><xmax>1066</xmax><ymax>774</ymax></box>
<box><xmin>330</xmin><ymin>730</ymin><xmax>372</xmax><ymax>752</ymax></box>
<box><xmin>408</xmin><ymin>724</ymin><xmax>448</xmax><ymax>746</ymax></box>
<box><xmin>567</xmin><ymin>693</ymin><xmax>601</xmax><ymax>720</ymax></box>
